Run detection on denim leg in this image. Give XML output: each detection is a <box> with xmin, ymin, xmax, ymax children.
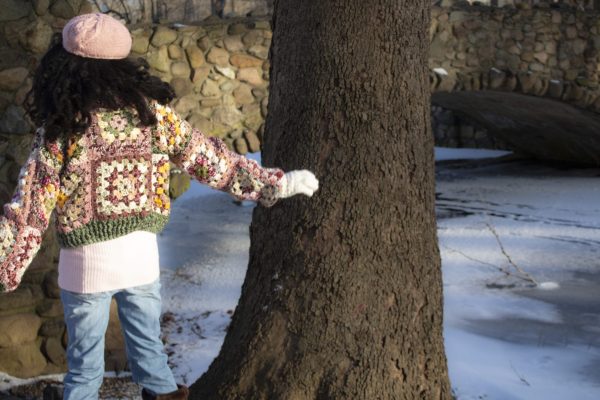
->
<box><xmin>114</xmin><ymin>280</ymin><xmax>177</xmax><ymax>395</ymax></box>
<box><xmin>61</xmin><ymin>289</ymin><xmax>113</xmax><ymax>400</ymax></box>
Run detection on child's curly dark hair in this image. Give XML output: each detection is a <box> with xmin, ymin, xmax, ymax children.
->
<box><xmin>25</xmin><ymin>34</ymin><xmax>175</xmax><ymax>142</ymax></box>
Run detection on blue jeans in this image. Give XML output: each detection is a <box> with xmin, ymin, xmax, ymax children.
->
<box><xmin>60</xmin><ymin>280</ymin><xmax>178</xmax><ymax>400</ymax></box>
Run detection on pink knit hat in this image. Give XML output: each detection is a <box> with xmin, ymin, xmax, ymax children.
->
<box><xmin>62</xmin><ymin>13</ymin><xmax>132</xmax><ymax>59</ymax></box>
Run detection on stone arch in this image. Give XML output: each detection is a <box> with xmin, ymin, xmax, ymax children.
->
<box><xmin>428</xmin><ymin>4</ymin><xmax>600</xmax><ymax>165</ymax></box>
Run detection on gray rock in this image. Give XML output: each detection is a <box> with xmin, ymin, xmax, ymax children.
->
<box><xmin>151</xmin><ymin>27</ymin><xmax>178</xmax><ymax>47</ymax></box>
<box><xmin>206</xmin><ymin>47</ymin><xmax>230</xmax><ymax>67</ymax></box>
<box><xmin>261</xmin><ymin>96</ymin><xmax>268</xmax><ymax>117</ymax></box>
<box><xmin>248</xmin><ymin>45</ymin><xmax>269</xmax><ymax>60</ymax></box>
<box><xmin>36</xmin><ymin>299</ymin><xmax>63</xmax><ymax>318</ymax></box>
<box><xmin>230</xmin><ymin>54</ymin><xmax>263</xmax><ymax>68</ymax></box>
<box><xmin>0</xmin><ymin>286</ymin><xmax>39</xmax><ymax>312</ymax></box>
<box><xmin>234</xmin><ymin>137</ymin><xmax>248</xmax><ymax>154</ymax></box>
<box><xmin>0</xmin><ymin>0</ymin><xmax>32</xmax><ymax>22</ymax></box>
<box><xmin>43</xmin><ymin>270</ymin><xmax>60</xmax><ymax>299</ymax></box>
<box><xmin>223</xmin><ymin>35</ymin><xmax>245</xmax><ymax>52</ymax></box>
<box><xmin>237</xmin><ymin>68</ymin><xmax>264</xmax><ymax>87</ymax></box>
<box><xmin>233</xmin><ymin>84</ymin><xmax>254</xmax><ymax>105</ymax></box>
<box><xmin>201</xmin><ymin>98</ymin><xmax>221</xmax><ymax>107</ymax></box>
<box><xmin>517</xmin><ymin>72</ymin><xmax>538</xmax><ymax>94</ymax></box>
<box><xmin>49</xmin><ymin>0</ymin><xmax>78</xmax><ymax>19</ymax></box>
<box><xmin>21</xmin><ymin>19</ymin><xmax>53</xmax><ymax>54</ymax></box>
<box><xmin>219</xmin><ymin>80</ymin><xmax>236</xmax><ymax>92</ymax></box>
<box><xmin>572</xmin><ymin>39</ymin><xmax>586</xmax><ymax>56</ymax></box>
<box><xmin>488</xmin><ymin>68</ymin><xmax>506</xmax><ymax>89</ymax></box>
<box><xmin>0</xmin><ymin>343</ymin><xmax>47</xmax><ymax>378</ymax></box>
<box><xmin>168</xmin><ymin>44</ymin><xmax>183</xmax><ymax>59</ymax></box>
<box><xmin>435</xmin><ymin>71</ymin><xmax>456</xmax><ymax>92</ymax></box>
<box><xmin>244</xmin><ymin>130</ymin><xmax>261</xmax><ymax>153</ymax></box>
<box><xmin>252</xmin><ymin>88</ymin><xmax>267</xmax><ymax>99</ymax></box>
<box><xmin>197</xmin><ymin>36</ymin><xmax>213</xmax><ymax>52</ymax></box>
<box><xmin>15</xmin><ymin>78</ymin><xmax>33</xmax><ymax>106</ymax></box>
<box><xmin>533</xmin><ymin>52</ymin><xmax>548</xmax><ymax>64</ymax></box>
<box><xmin>0</xmin><ymin>67</ymin><xmax>28</xmax><ymax>91</ymax></box>
<box><xmin>255</xmin><ymin>20</ymin><xmax>271</xmax><ymax>30</ymax></box>
<box><xmin>201</xmin><ymin>79</ymin><xmax>221</xmax><ymax>97</ymax></box>
<box><xmin>171</xmin><ymin>61</ymin><xmax>191</xmax><ymax>78</ymax></box>
<box><xmin>192</xmin><ymin>67</ymin><xmax>211</xmax><ymax>86</ymax></box>
<box><xmin>170</xmin><ymin>77</ymin><xmax>192</xmax><ymax>97</ymax></box>
<box><xmin>42</xmin><ymin>337</ymin><xmax>67</xmax><ymax>366</ymax></box>
<box><xmin>39</xmin><ymin>319</ymin><xmax>65</xmax><ymax>338</ymax></box>
<box><xmin>242</xmin><ymin>30</ymin><xmax>262</xmax><ymax>47</ymax></box>
<box><xmin>0</xmin><ymin>106</ymin><xmax>30</xmax><ymax>135</ymax></box>
<box><xmin>189</xmin><ymin>113</ymin><xmax>213</xmax><ymax>133</ymax></box>
<box><xmin>242</xmin><ymin>107</ymin><xmax>263</xmax><ymax>131</ymax></box>
<box><xmin>33</xmin><ymin>0</ymin><xmax>49</xmax><ymax>16</ymax></box>
<box><xmin>131</xmin><ymin>31</ymin><xmax>151</xmax><ymax>54</ymax></box>
<box><xmin>228</xmin><ymin>23</ymin><xmax>250</xmax><ymax>35</ymax></box>
<box><xmin>147</xmin><ymin>46</ymin><xmax>171</xmax><ymax>73</ymax></box>
<box><xmin>215</xmin><ymin>66</ymin><xmax>235</xmax><ymax>79</ymax></box>
<box><xmin>213</xmin><ymin>106</ymin><xmax>243</xmax><ymax>127</ymax></box>
<box><xmin>185</xmin><ymin>45</ymin><xmax>205</xmax><ymax>68</ymax></box>
<box><xmin>174</xmin><ymin>95</ymin><xmax>200</xmax><ymax>117</ymax></box>
<box><xmin>0</xmin><ymin>313</ymin><xmax>42</xmax><ymax>347</ymax></box>
<box><xmin>565</xmin><ymin>26</ymin><xmax>578</xmax><ymax>40</ymax></box>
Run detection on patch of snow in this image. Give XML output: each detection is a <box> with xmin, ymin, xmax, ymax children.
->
<box><xmin>0</xmin><ymin>373</ymin><xmax>64</xmax><ymax>392</ymax></box>
<box><xmin>538</xmin><ymin>282</ymin><xmax>560</xmax><ymax>290</ymax></box>
<box><xmin>435</xmin><ymin>147</ymin><xmax>512</xmax><ymax>161</ymax></box>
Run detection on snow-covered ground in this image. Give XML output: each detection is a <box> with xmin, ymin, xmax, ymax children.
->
<box><xmin>2</xmin><ymin>149</ymin><xmax>599</xmax><ymax>399</ymax></box>
<box><xmin>437</xmin><ymin>151</ymin><xmax>600</xmax><ymax>399</ymax></box>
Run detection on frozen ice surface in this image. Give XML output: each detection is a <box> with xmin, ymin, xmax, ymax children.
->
<box><xmin>437</xmin><ymin>154</ymin><xmax>600</xmax><ymax>399</ymax></box>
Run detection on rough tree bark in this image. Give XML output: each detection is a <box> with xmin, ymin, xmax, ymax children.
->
<box><xmin>190</xmin><ymin>0</ymin><xmax>451</xmax><ymax>398</ymax></box>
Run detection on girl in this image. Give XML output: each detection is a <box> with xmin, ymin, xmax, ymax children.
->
<box><xmin>0</xmin><ymin>13</ymin><xmax>318</xmax><ymax>400</ymax></box>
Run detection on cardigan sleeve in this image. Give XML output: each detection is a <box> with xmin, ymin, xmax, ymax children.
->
<box><xmin>152</xmin><ymin>103</ymin><xmax>285</xmax><ymax>207</ymax></box>
<box><xmin>0</xmin><ymin>129</ymin><xmax>63</xmax><ymax>292</ymax></box>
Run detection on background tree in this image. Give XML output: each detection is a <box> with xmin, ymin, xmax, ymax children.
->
<box><xmin>190</xmin><ymin>0</ymin><xmax>451</xmax><ymax>398</ymax></box>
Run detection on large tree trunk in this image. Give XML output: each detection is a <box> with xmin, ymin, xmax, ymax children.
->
<box><xmin>190</xmin><ymin>0</ymin><xmax>451</xmax><ymax>398</ymax></box>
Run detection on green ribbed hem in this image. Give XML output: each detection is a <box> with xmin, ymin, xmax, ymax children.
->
<box><xmin>58</xmin><ymin>214</ymin><xmax>169</xmax><ymax>248</ymax></box>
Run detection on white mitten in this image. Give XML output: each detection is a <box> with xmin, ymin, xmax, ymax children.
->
<box><xmin>280</xmin><ymin>170</ymin><xmax>319</xmax><ymax>198</ymax></box>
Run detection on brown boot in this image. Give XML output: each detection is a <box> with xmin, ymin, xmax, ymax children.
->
<box><xmin>141</xmin><ymin>384</ymin><xmax>189</xmax><ymax>400</ymax></box>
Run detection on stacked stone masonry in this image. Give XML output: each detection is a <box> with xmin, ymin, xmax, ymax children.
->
<box><xmin>1</xmin><ymin>0</ymin><xmax>600</xmax><ymax>377</ymax></box>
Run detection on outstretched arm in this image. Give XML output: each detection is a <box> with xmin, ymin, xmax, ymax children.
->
<box><xmin>0</xmin><ymin>130</ymin><xmax>63</xmax><ymax>292</ymax></box>
<box><xmin>153</xmin><ymin>103</ymin><xmax>318</xmax><ymax>206</ymax></box>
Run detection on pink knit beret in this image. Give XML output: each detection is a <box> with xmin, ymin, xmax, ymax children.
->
<box><xmin>62</xmin><ymin>13</ymin><xmax>132</xmax><ymax>59</ymax></box>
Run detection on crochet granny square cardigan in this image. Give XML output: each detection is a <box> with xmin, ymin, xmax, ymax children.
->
<box><xmin>0</xmin><ymin>102</ymin><xmax>284</xmax><ymax>292</ymax></box>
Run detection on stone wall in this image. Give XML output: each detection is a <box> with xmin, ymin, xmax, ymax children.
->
<box><xmin>432</xmin><ymin>105</ymin><xmax>511</xmax><ymax>149</ymax></box>
<box><xmin>129</xmin><ymin>19</ymin><xmax>270</xmax><ymax>155</ymax></box>
<box><xmin>429</xmin><ymin>3</ymin><xmax>600</xmax><ymax>150</ymax></box>
<box><xmin>95</xmin><ymin>0</ymin><xmax>273</xmax><ymax>23</ymax></box>
<box><xmin>1</xmin><ymin>1</ymin><xmax>600</xmax><ymax>378</ymax></box>
<box><xmin>429</xmin><ymin>4</ymin><xmax>600</xmax><ymax>89</ymax></box>
<box><xmin>0</xmin><ymin>0</ymin><xmax>89</xmax><ymax>378</ymax></box>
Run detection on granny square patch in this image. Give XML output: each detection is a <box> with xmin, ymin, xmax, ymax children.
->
<box><xmin>93</xmin><ymin>156</ymin><xmax>153</xmax><ymax>219</ymax></box>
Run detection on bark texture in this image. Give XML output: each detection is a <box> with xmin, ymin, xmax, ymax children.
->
<box><xmin>190</xmin><ymin>0</ymin><xmax>451</xmax><ymax>398</ymax></box>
